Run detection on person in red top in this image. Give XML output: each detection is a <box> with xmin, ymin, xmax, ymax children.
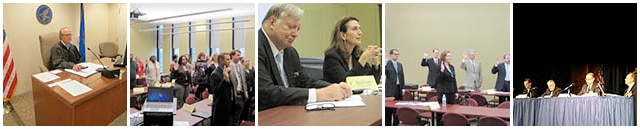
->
<box><xmin>135</xmin><ymin>56</ymin><xmax>145</xmax><ymax>77</ymax></box>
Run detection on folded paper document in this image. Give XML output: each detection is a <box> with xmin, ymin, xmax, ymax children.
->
<box><xmin>395</xmin><ymin>101</ymin><xmax>440</xmax><ymax>110</ymax></box>
<box><xmin>307</xmin><ymin>95</ymin><xmax>366</xmax><ymax>108</ymax></box>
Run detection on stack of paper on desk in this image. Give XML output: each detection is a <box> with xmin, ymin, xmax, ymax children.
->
<box><xmin>58</xmin><ymin>80</ymin><xmax>93</xmax><ymax>96</ymax></box>
<box><xmin>308</xmin><ymin>95</ymin><xmax>366</xmax><ymax>107</ymax></box>
<box><xmin>33</xmin><ymin>72</ymin><xmax>60</xmax><ymax>82</ymax></box>
<box><xmin>65</xmin><ymin>62</ymin><xmax>108</xmax><ymax>77</ymax></box>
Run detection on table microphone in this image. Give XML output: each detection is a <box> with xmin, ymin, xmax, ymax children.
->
<box><xmin>563</xmin><ymin>83</ymin><xmax>574</xmax><ymax>91</ymax></box>
<box><xmin>88</xmin><ymin>48</ymin><xmax>119</xmax><ymax>79</ymax></box>
<box><xmin>87</xmin><ymin>48</ymin><xmax>108</xmax><ymax>72</ymax></box>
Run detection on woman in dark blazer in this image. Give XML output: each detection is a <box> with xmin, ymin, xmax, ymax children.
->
<box><xmin>436</xmin><ymin>50</ymin><xmax>457</xmax><ymax>104</ymax></box>
<box><xmin>172</xmin><ymin>55</ymin><xmax>192</xmax><ymax>108</ymax></box>
<box><xmin>323</xmin><ymin>16</ymin><xmax>381</xmax><ymax>84</ymax></box>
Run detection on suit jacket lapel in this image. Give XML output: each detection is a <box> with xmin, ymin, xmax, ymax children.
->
<box><xmin>260</xmin><ymin>29</ymin><xmax>286</xmax><ymax>87</ymax></box>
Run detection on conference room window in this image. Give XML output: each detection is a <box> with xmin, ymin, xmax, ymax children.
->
<box><xmin>172</xmin><ymin>24</ymin><xmax>180</xmax><ymax>60</ymax></box>
<box><xmin>209</xmin><ymin>19</ymin><xmax>221</xmax><ymax>56</ymax></box>
<box><xmin>232</xmin><ymin>17</ymin><xmax>245</xmax><ymax>57</ymax></box>
<box><xmin>210</xmin><ymin>48</ymin><xmax>220</xmax><ymax>57</ymax></box>
<box><xmin>158</xmin><ymin>49</ymin><xmax>163</xmax><ymax>72</ymax></box>
<box><xmin>157</xmin><ymin>25</ymin><xmax>164</xmax><ymax>73</ymax></box>
<box><xmin>173</xmin><ymin>49</ymin><xmax>179</xmax><ymax>59</ymax></box>
<box><xmin>189</xmin><ymin>22</ymin><xmax>196</xmax><ymax>64</ymax></box>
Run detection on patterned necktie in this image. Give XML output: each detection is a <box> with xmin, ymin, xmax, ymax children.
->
<box><xmin>236</xmin><ymin>64</ymin><xmax>243</xmax><ymax>91</ymax></box>
<box><xmin>276</xmin><ymin>52</ymin><xmax>289</xmax><ymax>88</ymax></box>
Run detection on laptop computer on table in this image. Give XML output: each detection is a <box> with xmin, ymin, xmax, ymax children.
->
<box><xmin>142</xmin><ymin>87</ymin><xmax>176</xmax><ymax>113</ymax></box>
<box><xmin>141</xmin><ymin>87</ymin><xmax>176</xmax><ymax>126</ymax></box>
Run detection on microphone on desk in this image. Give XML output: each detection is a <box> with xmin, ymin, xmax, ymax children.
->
<box><xmin>87</xmin><ymin>48</ymin><xmax>108</xmax><ymax>72</ymax></box>
<box><xmin>597</xmin><ymin>83</ymin><xmax>606</xmax><ymax>96</ymax></box>
<box><xmin>563</xmin><ymin>83</ymin><xmax>574</xmax><ymax>91</ymax></box>
<box><xmin>88</xmin><ymin>48</ymin><xmax>119</xmax><ymax>79</ymax></box>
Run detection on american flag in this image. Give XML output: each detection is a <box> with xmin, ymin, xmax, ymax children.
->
<box><xmin>4</xmin><ymin>27</ymin><xmax>18</xmax><ymax>100</ymax></box>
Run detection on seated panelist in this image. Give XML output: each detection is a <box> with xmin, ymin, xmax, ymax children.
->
<box><xmin>541</xmin><ymin>80</ymin><xmax>562</xmax><ymax>98</ymax></box>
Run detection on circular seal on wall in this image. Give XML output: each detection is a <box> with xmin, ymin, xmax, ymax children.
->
<box><xmin>36</xmin><ymin>4</ymin><xmax>52</xmax><ymax>25</ymax></box>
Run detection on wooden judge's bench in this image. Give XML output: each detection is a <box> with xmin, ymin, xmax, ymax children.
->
<box><xmin>31</xmin><ymin>58</ymin><xmax>127</xmax><ymax>125</ymax></box>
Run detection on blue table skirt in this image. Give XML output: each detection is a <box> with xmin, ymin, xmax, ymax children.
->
<box><xmin>514</xmin><ymin>96</ymin><xmax>635</xmax><ymax>126</ymax></box>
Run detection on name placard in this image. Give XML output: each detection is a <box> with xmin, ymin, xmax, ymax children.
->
<box><xmin>346</xmin><ymin>75</ymin><xmax>378</xmax><ymax>90</ymax></box>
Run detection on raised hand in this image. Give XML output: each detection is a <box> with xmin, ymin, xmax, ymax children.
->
<box><xmin>223</xmin><ymin>65</ymin><xmax>229</xmax><ymax>80</ymax></box>
<box><xmin>424</xmin><ymin>50</ymin><xmax>429</xmax><ymax>57</ymax></box>
<box><xmin>495</xmin><ymin>58</ymin><xmax>500</xmax><ymax>65</ymax></box>
<box><xmin>463</xmin><ymin>51</ymin><xmax>468</xmax><ymax>60</ymax></box>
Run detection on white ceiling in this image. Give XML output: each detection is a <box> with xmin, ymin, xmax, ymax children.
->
<box><xmin>130</xmin><ymin>3</ymin><xmax>254</xmax><ymax>25</ymax></box>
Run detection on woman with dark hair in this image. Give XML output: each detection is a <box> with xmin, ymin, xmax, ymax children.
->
<box><xmin>436</xmin><ymin>50</ymin><xmax>456</xmax><ymax>104</ymax></box>
<box><xmin>323</xmin><ymin>16</ymin><xmax>381</xmax><ymax>84</ymax></box>
<box><xmin>193</xmin><ymin>52</ymin><xmax>210</xmax><ymax>100</ymax></box>
<box><xmin>173</xmin><ymin>55</ymin><xmax>192</xmax><ymax>108</ymax></box>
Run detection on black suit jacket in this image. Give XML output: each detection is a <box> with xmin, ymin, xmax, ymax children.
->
<box><xmin>48</xmin><ymin>42</ymin><xmax>81</xmax><ymax>70</ymax></box>
<box><xmin>130</xmin><ymin>59</ymin><xmax>137</xmax><ymax>89</ymax></box>
<box><xmin>437</xmin><ymin>64</ymin><xmax>457</xmax><ymax>94</ymax></box>
<box><xmin>211</xmin><ymin>66</ymin><xmax>235</xmax><ymax>125</ymax></box>
<box><xmin>323</xmin><ymin>48</ymin><xmax>381</xmax><ymax>84</ymax></box>
<box><xmin>541</xmin><ymin>88</ymin><xmax>563</xmax><ymax>97</ymax></box>
<box><xmin>258</xmin><ymin>29</ymin><xmax>331</xmax><ymax>111</ymax></box>
<box><xmin>421</xmin><ymin>57</ymin><xmax>439</xmax><ymax>88</ymax></box>
<box><xmin>578</xmin><ymin>83</ymin><xmax>603</xmax><ymax>96</ymax></box>
<box><xmin>491</xmin><ymin>63</ymin><xmax>510</xmax><ymax>91</ymax></box>
<box><xmin>385</xmin><ymin>60</ymin><xmax>404</xmax><ymax>100</ymax></box>
<box><xmin>522</xmin><ymin>88</ymin><xmax>537</xmax><ymax>98</ymax></box>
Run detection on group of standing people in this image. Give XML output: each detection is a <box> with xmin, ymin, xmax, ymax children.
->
<box><xmin>385</xmin><ymin>48</ymin><xmax>511</xmax><ymax>104</ymax></box>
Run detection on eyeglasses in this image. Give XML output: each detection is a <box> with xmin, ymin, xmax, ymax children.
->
<box><xmin>305</xmin><ymin>103</ymin><xmax>336</xmax><ymax>111</ymax></box>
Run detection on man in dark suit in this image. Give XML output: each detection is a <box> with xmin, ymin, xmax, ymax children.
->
<box><xmin>421</xmin><ymin>48</ymin><xmax>440</xmax><ymax>88</ymax></box>
<box><xmin>211</xmin><ymin>53</ymin><xmax>234</xmax><ymax>126</ymax></box>
<box><xmin>385</xmin><ymin>49</ymin><xmax>404</xmax><ymax>100</ymax></box>
<box><xmin>541</xmin><ymin>80</ymin><xmax>562</xmax><ymax>98</ymax></box>
<box><xmin>522</xmin><ymin>78</ymin><xmax>537</xmax><ymax>98</ymax></box>
<box><xmin>384</xmin><ymin>49</ymin><xmax>403</xmax><ymax>126</ymax></box>
<box><xmin>130</xmin><ymin>53</ymin><xmax>137</xmax><ymax>89</ymax></box>
<box><xmin>578</xmin><ymin>72</ymin><xmax>603</xmax><ymax>96</ymax></box>
<box><xmin>491</xmin><ymin>54</ymin><xmax>510</xmax><ymax>103</ymax></box>
<box><xmin>258</xmin><ymin>3</ymin><xmax>352</xmax><ymax>111</ymax></box>
<box><xmin>49</xmin><ymin>27</ymin><xmax>83</xmax><ymax>71</ymax></box>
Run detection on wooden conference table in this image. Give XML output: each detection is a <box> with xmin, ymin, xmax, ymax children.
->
<box><xmin>259</xmin><ymin>95</ymin><xmax>383</xmax><ymax>126</ymax></box>
<box><xmin>405</xmin><ymin>89</ymin><xmax>511</xmax><ymax>102</ymax></box>
<box><xmin>31</xmin><ymin>58</ymin><xmax>127</xmax><ymax>125</ymax></box>
<box><xmin>174</xmin><ymin>100</ymin><xmax>212</xmax><ymax>126</ymax></box>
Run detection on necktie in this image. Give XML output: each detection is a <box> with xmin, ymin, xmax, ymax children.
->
<box><xmin>65</xmin><ymin>44</ymin><xmax>70</xmax><ymax>49</ymax></box>
<box><xmin>276</xmin><ymin>52</ymin><xmax>289</xmax><ymax>88</ymax></box>
<box><xmin>587</xmin><ymin>85</ymin><xmax>592</xmax><ymax>92</ymax></box>
<box><xmin>394</xmin><ymin>62</ymin><xmax>399</xmax><ymax>85</ymax></box>
<box><xmin>472</xmin><ymin>60</ymin><xmax>475</xmax><ymax>69</ymax></box>
<box><xmin>236</xmin><ymin>64</ymin><xmax>243</xmax><ymax>91</ymax></box>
